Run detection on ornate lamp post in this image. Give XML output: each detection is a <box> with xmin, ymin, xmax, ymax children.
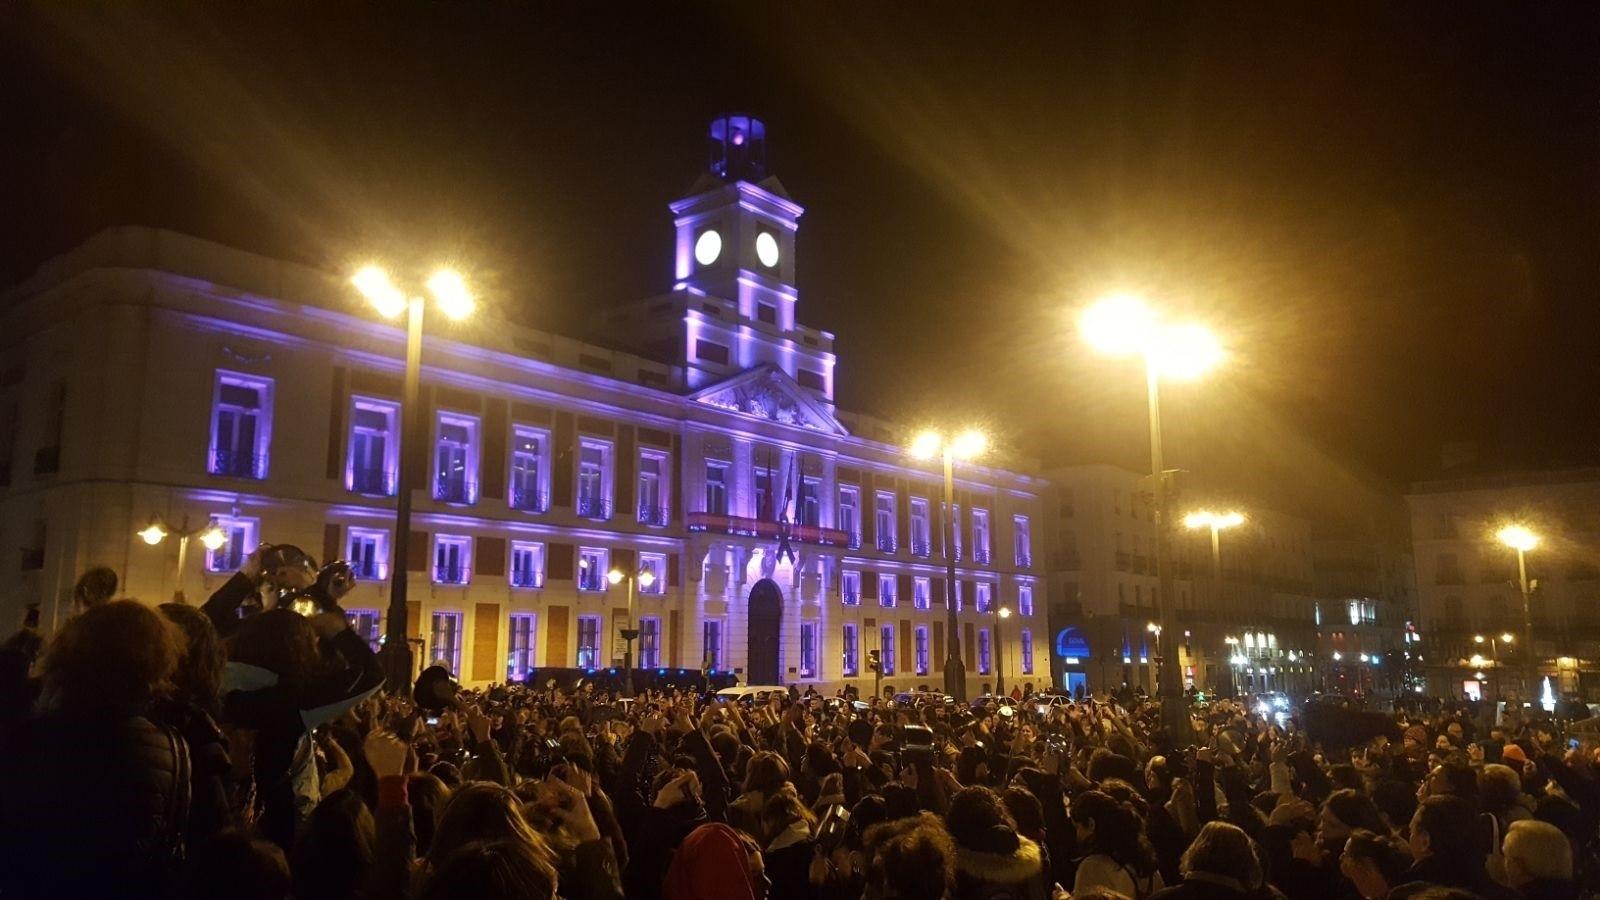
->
<box><xmin>910</xmin><ymin>428</ymin><xmax>988</xmax><ymax>702</ymax></box>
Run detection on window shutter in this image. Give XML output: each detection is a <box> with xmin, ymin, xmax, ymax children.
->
<box><xmin>612</xmin><ymin>548</ymin><xmax>636</xmax><ymax>576</ymax></box>
<box><xmin>897</xmin><ymin>573</ymin><xmax>913</xmax><ymax>604</ymax></box>
<box><xmin>896</xmin><ymin>484</ymin><xmax>909</xmax><ymax>552</ymax></box>
<box><xmin>475</xmin><ymin>537</ymin><xmax>506</xmax><ymax>578</ymax></box>
<box><xmin>964</xmin><ymin>623</ymin><xmax>977</xmax><ymax>670</ymax></box>
<box><xmin>471</xmin><ymin>603</ymin><xmax>500</xmax><ymax>682</ymax></box>
<box><xmin>407</xmin><ymin>601</ymin><xmax>423</xmax><ymax>641</ymax></box>
<box><xmin>322</xmin><ymin>523</ymin><xmax>342</xmax><ymax>569</ymax></box>
<box><xmin>410</xmin><ymin>386</ymin><xmax>437</xmax><ymax>486</ymax></box>
<box><xmin>547</xmin><ymin>543</ymin><xmax>575</xmax><ymax>582</ymax></box>
<box><xmin>616</xmin><ymin>426</ymin><xmax>635</xmax><ymax>517</ymax></box>
<box><xmin>552</xmin><ymin>411</ymin><xmax>575</xmax><ymax>508</ymax></box>
<box><xmin>546</xmin><ymin>606</ymin><xmax>570</xmax><ymax>665</ymax></box>
<box><xmin>862</xmin><ymin>484</ymin><xmax>876</xmax><ymax>548</ymax></box>
<box><xmin>407</xmin><ymin>531</ymin><xmax>430</xmax><ymax>572</ymax></box>
<box><xmin>862</xmin><ymin>569</ymin><xmax>877</xmax><ymax>600</ymax></box>
<box><xmin>326</xmin><ymin>366</ymin><xmax>347</xmax><ymax>480</ymax></box>
<box><xmin>480</xmin><ymin>399</ymin><xmax>508</xmax><ymax>501</ymax></box>
<box><xmin>933</xmin><ymin>577</ymin><xmax>947</xmax><ymax>608</ymax></box>
<box><xmin>668</xmin><ymin>553</ymin><xmax>681</xmax><ymax>587</ymax></box>
<box><xmin>899</xmin><ymin>618</ymin><xmax>912</xmax><ymax>673</ymax></box>
<box><xmin>933</xmin><ymin>622</ymin><xmax>945</xmax><ymax>672</ymax></box>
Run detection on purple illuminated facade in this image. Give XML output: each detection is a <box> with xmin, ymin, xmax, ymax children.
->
<box><xmin>0</xmin><ymin>117</ymin><xmax>1044</xmax><ymax>692</ymax></box>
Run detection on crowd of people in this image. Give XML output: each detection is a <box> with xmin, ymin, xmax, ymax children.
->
<box><xmin>1</xmin><ymin>549</ymin><xmax>1599</xmax><ymax>900</ymax></box>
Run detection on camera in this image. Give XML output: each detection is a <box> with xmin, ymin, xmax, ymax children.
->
<box><xmin>816</xmin><ymin>803</ymin><xmax>851</xmax><ymax>851</ymax></box>
<box><xmin>899</xmin><ymin>724</ymin><xmax>937</xmax><ymax>764</ymax></box>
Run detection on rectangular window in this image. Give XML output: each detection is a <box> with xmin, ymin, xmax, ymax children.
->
<box><xmin>842</xmin><ymin>570</ymin><xmax>861</xmax><ymax>606</ymax></box>
<box><xmin>576</xmin><ymin>616</ymin><xmax>602</xmax><ymax>668</ymax></box>
<box><xmin>433</xmin><ymin>535</ymin><xmax>471</xmax><ymax>584</ymax></box>
<box><xmin>950</xmin><ymin>504</ymin><xmax>963</xmax><ymax>559</ymax></box>
<box><xmin>975</xmin><ymin>582</ymin><xmax>993</xmax><ymax>613</ymax></box>
<box><xmin>578</xmin><ymin>547</ymin><xmax>608</xmax><ymax>592</ymax></box>
<box><xmin>638</xmin><ymin>616</ymin><xmax>661</xmax><ymax>668</ymax></box>
<box><xmin>880</xmin><ymin>624</ymin><xmax>896</xmax><ymax>675</ymax></box>
<box><xmin>204</xmin><ymin>515</ymin><xmax>259</xmax><ymax>573</ymax></box>
<box><xmin>704</xmin><ymin>461</ymin><xmax>729</xmax><ymax>515</ymax></box>
<box><xmin>915</xmin><ymin>625</ymin><xmax>930</xmax><ymax>676</ymax></box>
<box><xmin>799</xmin><ymin>621</ymin><xmax>818</xmax><ymax>678</ymax></box>
<box><xmin>875</xmin><ymin>492</ymin><xmax>896</xmax><ymax>552</ymax></box>
<box><xmin>702</xmin><ymin>620</ymin><xmax>724</xmax><ymax>671</ymax></box>
<box><xmin>757</xmin><ymin>301</ymin><xmax>777</xmax><ymax>324</ymax></box>
<box><xmin>910</xmin><ymin>498</ymin><xmax>930</xmax><ymax>556</ymax></box>
<box><xmin>838</xmin><ymin>487</ymin><xmax>860</xmax><ymax>548</ymax></box>
<box><xmin>637</xmin><ymin>451</ymin><xmax>668</xmax><ymax>525</ymax></box>
<box><xmin>434</xmin><ymin>414</ymin><xmax>479</xmax><ymax>504</ymax></box>
<box><xmin>430</xmin><ymin>612</ymin><xmax>463</xmax><ymax>675</ymax></box>
<box><xmin>508</xmin><ymin>614</ymin><xmax>536</xmax><ymax>681</ymax></box>
<box><xmin>913</xmin><ymin>576</ymin><xmax>931</xmax><ymax>610</ymax></box>
<box><xmin>576</xmin><ymin>440</ymin><xmax>612</xmax><ymax>520</ymax></box>
<box><xmin>510</xmin><ymin>541</ymin><xmax>545</xmax><ymax>589</ymax></box>
<box><xmin>1018</xmin><ymin>584</ymin><xmax>1034</xmax><ymax>617</ymax></box>
<box><xmin>347</xmin><ymin>527</ymin><xmax>388</xmax><ymax>581</ymax></box>
<box><xmin>209</xmin><ymin>371</ymin><xmax>271</xmax><ymax>479</ymax></box>
<box><xmin>878</xmin><ymin>573</ymin><xmax>896</xmax><ymax>608</ymax></box>
<box><xmin>755</xmin><ymin>467</ymin><xmax>772</xmax><ymax>519</ymax></box>
<box><xmin>797</xmin><ymin>368</ymin><xmax>825</xmax><ymax>391</ymax></box>
<box><xmin>1013</xmin><ymin>515</ymin><xmax>1032</xmax><ymax>567</ymax></box>
<box><xmin>510</xmin><ymin>427</ymin><xmax>548</xmax><ymax>513</ymax></box>
<box><xmin>978</xmin><ymin>627</ymin><xmax>992</xmax><ymax>675</ymax></box>
<box><xmin>842</xmin><ymin>623</ymin><xmax>859</xmax><ymax>676</ymax></box>
<box><xmin>695</xmin><ymin>339</ymin><xmax>730</xmax><ymax>365</ymax></box>
<box><xmin>348</xmin><ymin>397</ymin><xmax>398</xmax><ymax>496</ymax></box>
<box><xmin>973</xmin><ymin>509</ymin><xmax>990</xmax><ymax>563</ymax></box>
<box><xmin>346</xmin><ymin>608</ymin><xmax>381</xmax><ymax>652</ymax></box>
<box><xmin>799</xmin><ymin>478</ymin><xmax>820</xmax><ymax>527</ymax></box>
<box><xmin>638</xmin><ymin>552</ymin><xmax>666</xmax><ymax>594</ymax></box>
<box><xmin>1021</xmin><ymin>628</ymin><xmax>1034</xmax><ymax>674</ymax></box>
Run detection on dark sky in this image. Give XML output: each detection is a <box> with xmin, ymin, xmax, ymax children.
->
<box><xmin>4</xmin><ymin>3</ymin><xmax>1597</xmax><ymax>522</ymax></box>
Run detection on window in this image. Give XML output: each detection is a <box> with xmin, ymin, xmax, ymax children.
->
<box><xmin>842</xmin><ymin>570</ymin><xmax>861</xmax><ymax>606</ymax></box>
<box><xmin>913</xmin><ymin>576</ymin><xmax>931</xmax><ymax>610</ymax></box>
<box><xmin>1018</xmin><ymin>584</ymin><xmax>1034</xmax><ymax>617</ymax></box>
<box><xmin>973</xmin><ymin>509</ymin><xmax>990</xmax><ymax>563</ymax></box>
<box><xmin>950</xmin><ymin>504</ymin><xmax>962</xmax><ymax>559</ymax></box>
<box><xmin>875</xmin><ymin>492</ymin><xmax>896</xmax><ymax>552</ymax></box>
<box><xmin>348</xmin><ymin>527</ymin><xmax>388</xmax><ymax>581</ymax></box>
<box><xmin>511</xmin><ymin>541</ymin><xmax>545</xmax><ymax>589</ymax></box>
<box><xmin>348</xmin><ymin>397</ymin><xmax>398</xmax><ymax>496</ymax></box>
<box><xmin>209</xmin><ymin>371</ymin><xmax>271</xmax><ymax>479</ymax></box>
<box><xmin>799</xmin><ymin>478</ymin><xmax>820</xmax><ymax>527</ymax></box>
<box><xmin>910</xmin><ymin>499</ymin><xmax>930</xmax><ymax>556</ymax></box>
<box><xmin>800</xmin><ymin>621</ymin><xmax>818</xmax><ymax>678</ymax></box>
<box><xmin>1013</xmin><ymin>515</ymin><xmax>1032</xmax><ymax>567</ymax></box>
<box><xmin>953</xmin><ymin>580</ymin><xmax>964</xmax><ymax>612</ymax></box>
<box><xmin>510</xmin><ymin>428</ymin><xmax>548</xmax><ymax>512</ymax></box>
<box><xmin>637</xmin><ymin>451</ymin><xmax>669</xmax><ymax>525</ymax></box>
<box><xmin>576</xmin><ymin>616</ymin><xmax>602</xmax><ymax>668</ymax></box>
<box><xmin>704</xmin><ymin>462</ymin><xmax>729</xmax><ymax>515</ymax></box>
<box><xmin>755</xmin><ymin>467</ymin><xmax>772</xmax><ymax>519</ymax></box>
<box><xmin>880</xmin><ymin>624</ymin><xmax>896</xmax><ymax>675</ymax></box>
<box><xmin>577</xmin><ymin>440</ymin><xmax>612</xmax><ymax>519</ymax></box>
<box><xmin>975</xmin><ymin>582</ymin><xmax>993</xmax><ymax>613</ymax></box>
<box><xmin>702</xmin><ymin>620</ymin><xmax>724</xmax><ymax>671</ymax></box>
<box><xmin>915</xmin><ymin>626</ymin><xmax>930</xmax><ymax>675</ymax></box>
<box><xmin>578</xmin><ymin>547</ymin><xmax>608</xmax><ymax>592</ymax></box>
<box><xmin>1021</xmin><ymin>629</ymin><xmax>1034</xmax><ymax>674</ymax></box>
<box><xmin>434</xmin><ymin>414</ymin><xmax>479</xmax><ymax>504</ymax></box>
<box><xmin>430</xmin><ymin>612</ymin><xmax>463</xmax><ymax>675</ymax></box>
<box><xmin>638</xmin><ymin>616</ymin><xmax>661</xmax><ymax>668</ymax></box>
<box><xmin>346</xmin><ymin>608</ymin><xmax>381</xmax><ymax>651</ymax></box>
<box><xmin>978</xmin><ymin>628</ymin><xmax>992</xmax><ymax>675</ymax></box>
<box><xmin>433</xmin><ymin>535</ymin><xmax>471</xmax><ymax>584</ymax></box>
<box><xmin>838</xmin><ymin>487</ymin><xmax>860</xmax><ymax>548</ymax></box>
<box><xmin>842</xmin><ymin>624</ymin><xmax>859</xmax><ymax>676</ymax></box>
<box><xmin>797</xmin><ymin>368</ymin><xmax>825</xmax><ymax>391</ymax></box>
<box><xmin>204</xmin><ymin>515</ymin><xmax>258</xmax><ymax>573</ymax></box>
<box><xmin>878</xmin><ymin>573</ymin><xmax>896</xmax><ymax>608</ymax></box>
<box><xmin>695</xmin><ymin>339</ymin><xmax>730</xmax><ymax>365</ymax></box>
<box><xmin>757</xmin><ymin>301</ymin><xmax>777</xmax><ymax>324</ymax></box>
<box><xmin>638</xmin><ymin>553</ymin><xmax>666</xmax><ymax>594</ymax></box>
<box><xmin>508</xmin><ymin>614</ymin><xmax>536</xmax><ymax>681</ymax></box>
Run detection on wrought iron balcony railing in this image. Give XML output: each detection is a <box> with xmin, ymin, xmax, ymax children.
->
<box><xmin>434</xmin><ymin>475</ymin><xmax>475</xmax><ymax>505</ymax></box>
<box><xmin>510</xmin><ymin>486</ymin><xmax>549</xmax><ymax>513</ymax></box>
<box><xmin>350</xmin><ymin>467</ymin><xmax>396</xmax><ymax>497</ymax></box>
<box><xmin>637</xmin><ymin>504</ymin><xmax>670</xmax><ymax>527</ymax></box>
<box><xmin>576</xmin><ymin>496</ymin><xmax>612</xmax><ymax>521</ymax></box>
<box><xmin>433</xmin><ymin>564</ymin><xmax>470</xmax><ymax>585</ymax></box>
<box><xmin>209</xmin><ymin>449</ymin><xmax>265</xmax><ymax>480</ymax></box>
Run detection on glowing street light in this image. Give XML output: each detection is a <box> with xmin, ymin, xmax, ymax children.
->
<box><xmin>908</xmin><ymin>427</ymin><xmax>988</xmax><ymax>702</ymax></box>
<box><xmin>608</xmin><ymin>567</ymin><xmax>657</xmax><ymax>697</ymax></box>
<box><xmin>136</xmin><ymin>513</ymin><xmax>227</xmax><ymax>602</ymax></box>
<box><xmin>994</xmin><ymin>605</ymin><xmax>1013</xmax><ymax>696</ymax></box>
<box><xmin>352</xmin><ymin>265</ymin><xmax>476</xmax><ymax>692</ymax></box>
<box><xmin>1496</xmin><ymin>523</ymin><xmax>1540</xmax><ymax>701</ymax></box>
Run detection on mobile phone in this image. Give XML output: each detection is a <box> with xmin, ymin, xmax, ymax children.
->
<box><xmin>1569</xmin><ymin>738</ymin><xmax>1581</xmax><ymax>751</ymax></box>
<box><xmin>425</xmin><ymin>716</ymin><xmax>441</xmax><ymax>726</ymax></box>
<box><xmin>817</xmin><ymin>803</ymin><xmax>850</xmax><ymax>850</ymax></box>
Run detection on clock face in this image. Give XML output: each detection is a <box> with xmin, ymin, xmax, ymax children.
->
<box><xmin>694</xmin><ymin>229</ymin><xmax>723</xmax><ymax>266</ymax></box>
<box><xmin>755</xmin><ymin>231</ymin><xmax>780</xmax><ymax>268</ymax></box>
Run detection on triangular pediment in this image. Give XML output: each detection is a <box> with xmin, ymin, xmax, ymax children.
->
<box><xmin>690</xmin><ymin>365</ymin><xmax>847</xmax><ymax>436</ymax></box>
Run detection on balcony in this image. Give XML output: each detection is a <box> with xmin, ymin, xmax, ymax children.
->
<box><xmin>576</xmin><ymin>496</ymin><xmax>612</xmax><ymax>521</ymax></box>
<box><xmin>433</xmin><ymin>564</ymin><xmax>470</xmax><ymax>585</ymax></box>
<box><xmin>1015</xmin><ymin>554</ymin><xmax>1032</xmax><ymax>570</ymax></box>
<box><xmin>973</xmin><ymin>547</ymin><xmax>991</xmax><ymax>565</ymax></box>
<box><xmin>843</xmin><ymin>591</ymin><xmax>861</xmax><ymax>606</ymax></box>
<box><xmin>510</xmin><ymin>570</ymin><xmax>544</xmax><ymax>589</ymax></box>
<box><xmin>685</xmin><ymin>512</ymin><xmax>851</xmax><ymax>548</ymax></box>
<box><xmin>910</xmin><ymin>539</ymin><xmax>930</xmax><ymax>557</ymax></box>
<box><xmin>877</xmin><ymin>535</ymin><xmax>897</xmax><ymax>553</ymax></box>
<box><xmin>637</xmin><ymin>504</ymin><xmax>670</xmax><ymax>527</ymax></box>
<box><xmin>511</xmin><ymin>486</ymin><xmax>549</xmax><ymax>513</ymax></box>
<box><xmin>879</xmin><ymin>594</ymin><xmax>896</xmax><ymax>608</ymax></box>
<box><xmin>352</xmin><ymin>560</ymin><xmax>384</xmax><ymax>580</ymax></box>
<box><xmin>209</xmin><ymin>449</ymin><xmax>265</xmax><ymax>480</ymax></box>
<box><xmin>350</xmin><ymin>467</ymin><xmax>396</xmax><ymax>497</ymax></box>
<box><xmin>847</xmin><ymin>534</ymin><xmax>861</xmax><ymax>550</ymax></box>
<box><xmin>434</xmin><ymin>475</ymin><xmax>476</xmax><ymax>505</ymax></box>
<box><xmin>32</xmin><ymin>446</ymin><xmax>60</xmax><ymax>476</ymax></box>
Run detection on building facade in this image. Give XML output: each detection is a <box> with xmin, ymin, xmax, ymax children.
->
<box><xmin>0</xmin><ymin>116</ymin><xmax>1047</xmax><ymax>694</ymax></box>
<box><xmin>1407</xmin><ymin>467</ymin><xmax>1600</xmax><ymax>701</ymax></box>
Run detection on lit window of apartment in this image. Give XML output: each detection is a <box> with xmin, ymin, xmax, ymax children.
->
<box><xmin>799</xmin><ymin>621</ymin><xmax>818</xmax><ymax>678</ymax></box>
<box><xmin>638</xmin><ymin>552</ymin><xmax>667</xmax><ymax>594</ymax></box>
<box><xmin>878</xmin><ymin>573</ymin><xmax>896</xmax><ymax>608</ymax></box>
<box><xmin>510</xmin><ymin>541</ymin><xmax>545</xmax><ymax>589</ymax></box>
<box><xmin>507</xmin><ymin>614</ymin><xmax>536</xmax><ymax>680</ymax></box>
<box><xmin>348</xmin><ymin>397</ymin><xmax>398</xmax><ymax>496</ymax></box>
<box><xmin>799</xmin><ymin>477</ymin><xmax>821</xmax><ymax>526</ymax></box>
<box><xmin>1018</xmin><ymin>584</ymin><xmax>1034</xmax><ymax>617</ymax></box>
<box><xmin>838</xmin><ymin>487</ymin><xmax>860</xmax><ymax>548</ymax></box>
<box><xmin>1013</xmin><ymin>515</ymin><xmax>1032</xmax><ymax>567</ymax></box>
<box><xmin>972</xmin><ymin>509</ymin><xmax>991</xmax><ymax>563</ymax></box>
<box><xmin>638</xmin><ymin>616</ymin><xmax>661</xmax><ymax>668</ymax></box>
<box><xmin>205</xmin><ymin>515</ymin><xmax>258</xmax><ymax>573</ymax></box>
<box><xmin>704</xmin><ymin>461</ymin><xmax>729</xmax><ymax>515</ymax></box>
<box><xmin>915</xmin><ymin>625</ymin><xmax>930</xmax><ymax>676</ymax></box>
<box><xmin>209</xmin><ymin>371</ymin><xmax>271</xmax><ymax>479</ymax></box>
<box><xmin>702</xmin><ymin>620</ymin><xmax>724</xmax><ymax>671</ymax></box>
<box><xmin>910</xmin><ymin>498</ymin><xmax>930</xmax><ymax>556</ymax></box>
<box><xmin>430</xmin><ymin>611</ymin><xmax>463</xmax><ymax>674</ymax></box>
<box><xmin>1021</xmin><ymin>629</ymin><xmax>1034</xmax><ymax>674</ymax></box>
<box><xmin>880</xmin><ymin>624</ymin><xmax>896</xmax><ymax>675</ymax></box>
<box><xmin>913</xmin><ymin>576</ymin><xmax>931</xmax><ymax>610</ymax></box>
<box><xmin>842</xmin><ymin>570</ymin><xmax>861</xmax><ymax>606</ymax></box>
<box><xmin>975</xmin><ymin>582</ymin><xmax>993</xmax><ymax>613</ymax></box>
<box><xmin>875</xmin><ymin>492</ymin><xmax>896</xmax><ymax>552</ymax></box>
<box><xmin>755</xmin><ymin>467</ymin><xmax>773</xmax><ymax>519</ymax></box>
<box><xmin>576</xmin><ymin>615</ymin><xmax>602</xmax><ymax>667</ymax></box>
<box><xmin>842</xmin><ymin>623</ymin><xmax>859</xmax><ymax>676</ymax></box>
<box><xmin>434</xmin><ymin>414</ymin><xmax>479</xmax><ymax>504</ymax></box>
<box><xmin>433</xmin><ymin>535</ymin><xmax>471</xmax><ymax>584</ymax></box>
<box><xmin>577</xmin><ymin>547</ymin><xmax>608</xmax><ymax>592</ymax></box>
<box><xmin>510</xmin><ymin>427</ymin><xmax>549</xmax><ymax>512</ymax></box>
<box><xmin>978</xmin><ymin>628</ymin><xmax>992</xmax><ymax>674</ymax></box>
<box><xmin>346</xmin><ymin>608</ymin><xmax>381</xmax><ymax>651</ymax></box>
<box><xmin>637</xmin><ymin>450</ymin><xmax>669</xmax><ymax>525</ymax></box>
<box><xmin>347</xmin><ymin>527</ymin><xmax>388</xmax><ymax>581</ymax></box>
<box><xmin>576</xmin><ymin>440</ymin><xmax>612</xmax><ymax>520</ymax></box>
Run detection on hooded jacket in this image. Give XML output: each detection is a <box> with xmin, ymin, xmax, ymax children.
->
<box><xmin>664</xmin><ymin>823</ymin><xmax>760</xmax><ymax>900</ymax></box>
<box><xmin>952</xmin><ymin>832</ymin><xmax>1051</xmax><ymax>900</ymax></box>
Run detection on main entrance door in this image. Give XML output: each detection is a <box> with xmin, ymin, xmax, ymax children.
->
<box><xmin>747</xmin><ymin>578</ymin><xmax>783</xmax><ymax>685</ymax></box>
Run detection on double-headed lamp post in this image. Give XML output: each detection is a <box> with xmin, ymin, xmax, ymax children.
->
<box><xmin>995</xmin><ymin>606</ymin><xmax>1012</xmax><ymax>696</ymax></box>
<box><xmin>1473</xmin><ymin>632</ymin><xmax>1515</xmax><ymax>700</ymax></box>
<box><xmin>352</xmin><ymin>266</ymin><xmax>475</xmax><ymax>693</ymax></box>
<box><xmin>607</xmin><ymin>567</ymin><xmax>656</xmax><ymax>697</ymax></box>
<box><xmin>1081</xmin><ymin>294</ymin><xmax>1223</xmax><ymax>738</ymax></box>
<box><xmin>1496</xmin><ymin>524</ymin><xmax>1539</xmax><ymax>703</ymax></box>
<box><xmin>1184</xmin><ymin>510</ymin><xmax>1245</xmax><ymax>692</ymax></box>
<box><xmin>910</xmin><ymin>428</ymin><xmax>988</xmax><ymax>702</ymax></box>
<box><xmin>138</xmin><ymin>514</ymin><xmax>227</xmax><ymax>602</ymax></box>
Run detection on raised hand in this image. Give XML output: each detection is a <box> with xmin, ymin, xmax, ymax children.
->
<box><xmin>364</xmin><ymin>731</ymin><xmax>409</xmax><ymax>779</ymax></box>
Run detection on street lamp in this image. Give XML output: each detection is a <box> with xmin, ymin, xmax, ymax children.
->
<box><xmin>137</xmin><ymin>513</ymin><xmax>226</xmax><ymax>602</ymax></box>
<box><xmin>910</xmin><ymin>427</ymin><xmax>988</xmax><ymax>702</ymax></box>
<box><xmin>1495</xmin><ymin>524</ymin><xmax>1539</xmax><ymax>703</ymax></box>
<box><xmin>352</xmin><ymin>265</ymin><xmax>475</xmax><ymax>693</ymax></box>
<box><xmin>1473</xmin><ymin>632</ymin><xmax>1515</xmax><ymax>700</ymax></box>
<box><xmin>607</xmin><ymin>567</ymin><xmax>656</xmax><ymax>697</ymax></box>
<box><xmin>1184</xmin><ymin>510</ymin><xmax>1244</xmax><ymax>691</ymax></box>
<box><xmin>1081</xmin><ymin>294</ymin><xmax>1223</xmax><ymax>737</ymax></box>
<box><xmin>995</xmin><ymin>605</ymin><xmax>1012</xmax><ymax>696</ymax></box>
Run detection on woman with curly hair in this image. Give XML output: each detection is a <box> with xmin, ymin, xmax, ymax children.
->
<box><xmin>1072</xmin><ymin>789</ymin><xmax>1165</xmax><ymax>898</ymax></box>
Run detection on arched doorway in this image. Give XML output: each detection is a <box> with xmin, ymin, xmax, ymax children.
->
<box><xmin>747</xmin><ymin>578</ymin><xmax>783</xmax><ymax>685</ymax></box>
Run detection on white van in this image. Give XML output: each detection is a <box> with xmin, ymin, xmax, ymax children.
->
<box><xmin>714</xmin><ymin>685</ymin><xmax>791</xmax><ymax>704</ymax></box>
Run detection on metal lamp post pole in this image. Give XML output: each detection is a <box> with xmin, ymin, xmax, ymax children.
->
<box><xmin>994</xmin><ymin>608</ymin><xmax>1007</xmax><ymax>697</ymax></box>
<box><xmin>620</xmin><ymin>575</ymin><xmax>639</xmax><ymax>698</ymax></box>
<box><xmin>942</xmin><ymin>448</ymin><xmax>967</xmax><ymax>701</ymax></box>
<box><xmin>382</xmin><ymin>295</ymin><xmax>426</xmax><ymax>694</ymax></box>
<box><xmin>1518</xmin><ymin>547</ymin><xmax>1534</xmax><ymax>705</ymax></box>
<box><xmin>1144</xmin><ymin>358</ymin><xmax>1185</xmax><ymax>739</ymax></box>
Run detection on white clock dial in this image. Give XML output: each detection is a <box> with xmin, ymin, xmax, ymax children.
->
<box><xmin>694</xmin><ymin>229</ymin><xmax>723</xmax><ymax>266</ymax></box>
<box><xmin>755</xmin><ymin>231</ymin><xmax>780</xmax><ymax>268</ymax></box>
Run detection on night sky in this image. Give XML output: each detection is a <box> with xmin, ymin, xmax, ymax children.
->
<box><xmin>4</xmin><ymin>4</ymin><xmax>1597</xmax><ymax>523</ymax></box>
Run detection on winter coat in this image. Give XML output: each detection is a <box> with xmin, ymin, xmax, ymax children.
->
<box><xmin>1150</xmin><ymin>873</ymin><xmax>1288</xmax><ymax>900</ymax></box>
<box><xmin>952</xmin><ymin>834</ymin><xmax>1052</xmax><ymax>900</ymax></box>
<box><xmin>665</xmin><ymin>823</ymin><xmax>761</xmax><ymax>900</ymax></box>
<box><xmin>1074</xmin><ymin>852</ymin><xmax>1166</xmax><ymax>898</ymax></box>
<box><xmin>767</xmin><ymin>819</ymin><xmax>818</xmax><ymax>900</ymax></box>
<box><xmin>1387</xmin><ymin>852</ymin><xmax>1519</xmax><ymax>900</ymax></box>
